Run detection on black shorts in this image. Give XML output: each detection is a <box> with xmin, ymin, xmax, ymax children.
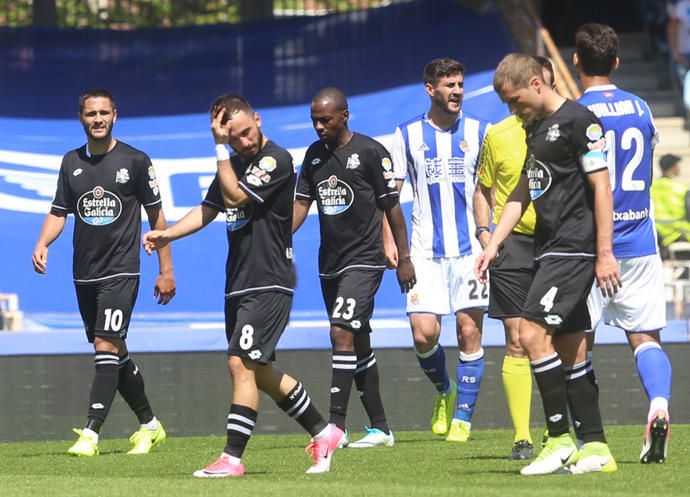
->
<box><xmin>522</xmin><ymin>257</ymin><xmax>594</xmax><ymax>333</ymax></box>
<box><xmin>488</xmin><ymin>232</ymin><xmax>535</xmax><ymax>319</ymax></box>
<box><xmin>320</xmin><ymin>269</ymin><xmax>383</xmax><ymax>333</ymax></box>
<box><xmin>225</xmin><ymin>291</ymin><xmax>292</xmax><ymax>364</ymax></box>
<box><xmin>75</xmin><ymin>276</ymin><xmax>139</xmax><ymax>343</ymax></box>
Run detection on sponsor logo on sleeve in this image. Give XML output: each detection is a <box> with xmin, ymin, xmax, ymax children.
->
<box><xmin>381</xmin><ymin>157</ymin><xmax>392</xmax><ymax>171</ymax></box>
<box><xmin>585</xmin><ymin>123</ymin><xmax>603</xmax><ymax>141</ymax></box>
<box><xmin>249</xmin><ymin>165</ymin><xmax>271</xmax><ymax>184</ymax></box>
<box><xmin>317</xmin><ymin>175</ymin><xmax>354</xmax><ymax>215</ymax></box>
<box><xmin>147</xmin><ymin>165</ymin><xmax>156</xmax><ymax>180</ymax></box>
<box><xmin>246</xmin><ymin>174</ymin><xmax>262</xmax><ymax>187</ymax></box>
<box><xmin>77</xmin><ymin>186</ymin><xmax>122</xmax><ymax>226</ymax></box>
<box><xmin>258</xmin><ymin>156</ymin><xmax>277</xmax><ymax>172</ymax></box>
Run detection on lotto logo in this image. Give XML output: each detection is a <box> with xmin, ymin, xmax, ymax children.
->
<box><xmin>289</xmin><ymin>383</ymin><xmax>303</xmax><ymax>400</ymax></box>
<box><xmin>549</xmin><ymin>413</ymin><xmax>563</xmax><ymax>423</ymax></box>
<box><xmin>460</xmin><ymin>376</ymin><xmax>476</xmax><ymax>384</ymax></box>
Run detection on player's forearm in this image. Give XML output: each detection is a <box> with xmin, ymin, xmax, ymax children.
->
<box><xmin>216</xmin><ymin>160</ymin><xmax>247</xmax><ymax>207</ymax></box>
<box><xmin>292</xmin><ymin>199</ymin><xmax>310</xmax><ymax>233</ymax></box>
<box><xmin>385</xmin><ymin>202</ymin><xmax>411</xmax><ymax>259</ymax></box>
<box><xmin>487</xmin><ymin>200</ymin><xmax>522</xmax><ymax>249</ymax></box>
<box><xmin>473</xmin><ymin>184</ymin><xmax>493</xmax><ymax>229</ymax></box>
<box><xmin>593</xmin><ymin>182</ymin><xmax>614</xmax><ymax>257</ymax></box>
<box><xmin>165</xmin><ymin>205</ymin><xmax>214</xmax><ymax>241</ymax></box>
<box><xmin>37</xmin><ymin>213</ymin><xmax>66</xmax><ymax>247</ymax></box>
<box><xmin>146</xmin><ymin>207</ymin><xmax>174</xmax><ymax>274</ymax></box>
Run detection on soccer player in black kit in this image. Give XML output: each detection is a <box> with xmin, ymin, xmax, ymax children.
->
<box><xmin>143</xmin><ymin>95</ymin><xmax>343</xmax><ymax>477</ymax></box>
<box><xmin>32</xmin><ymin>88</ymin><xmax>175</xmax><ymax>457</ymax></box>
<box><xmin>476</xmin><ymin>54</ymin><xmax>621</xmax><ymax>475</ymax></box>
<box><xmin>293</xmin><ymin>87</ymin><xmax>416</xmax><ymax>448</ymax></box>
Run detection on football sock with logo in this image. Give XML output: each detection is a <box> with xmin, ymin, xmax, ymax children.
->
<box><xmin>565</xmin><ymin>359</ymin><xmax>606</xmax><ymax>443</ymax></box>
<box><xmin>85</xmin><ymin>353</ymin><xmax>120</xmax><ymax>433</ymax></box>
<box><xmin>329</xmin><ymin>350</ymin><xmax>356</xmax><ymax>430</ymax></box>
<box><xmin>502</xmin><ymin>355</ymin><xmax>533</xmax><ymax>443</ymax></box>
<box><xmin>277</xmin><ymin>381</ymin><xmax>328</xmax><ymax>437</ymax></box>
<box><xmin>117</xmin><ymin>354</ymin><xmax>154</xmax><ymax>425</ymax></box>
<box><xmin>416</xmin><ymin>344</ymin><xmax>451</xmax><ymax>393</ymax></box>
<box><xmin>454</xmin><ymin>349</ymin><xmax>484</xmax><ymax>422</ymax></box>
<box><xmin>634</xmin><ymin>342</ymin><xmax>672</xmax><ymax>412</ymax></box>
<box><xmin>224</xmin><ymin>404</ymin><xmax>257</xmax><ymax>459</ymax></box>
<box><xmin>531</xmin><ymin>353</ymin><xmax>570</xmax><ymax>437</ymax></box>
<box><xmin>354</xmin><ymin>351</ymin><xmax>389</xmax><ymax>433</ymax></box>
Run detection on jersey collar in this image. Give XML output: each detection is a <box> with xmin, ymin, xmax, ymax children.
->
<box><xmin>583</xmin><ymin>84</ymin><xmax>617</xmax><ymax>94</ymax></box>
<box><xmin>423</xmin><ymin>111</ymin><xmax>462</xmax><ymax>132</ymax></box>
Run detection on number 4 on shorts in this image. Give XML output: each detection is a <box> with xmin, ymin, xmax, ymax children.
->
<box><xmin>540</xmin><ymin>286</ymin><xmax>558</xmax><ymax>312</ymax></box>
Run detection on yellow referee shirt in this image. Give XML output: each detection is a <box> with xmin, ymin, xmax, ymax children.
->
<box><xmin>478</xmin><ymin>114</ymin><xmax>536</xmax><ymax>236</ymax></box>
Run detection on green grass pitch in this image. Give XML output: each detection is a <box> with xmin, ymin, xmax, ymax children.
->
<box><xmin>1</xmin><ymin>426</ymin><xmax>689</xmax><ymax>497</ymax></box>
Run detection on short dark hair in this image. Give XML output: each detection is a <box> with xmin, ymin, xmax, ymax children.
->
<box><xmin>575</xmin><ymin>23</ymin><xmax>618</xmax><ymax>76</ymax></box>
<box><xmin>209</xmin><ymin>94</ymin><xmax>254</xmax><ymax>120</ymax></box>
<box><xmin>532</xmin><ymin>55</ymin><xmax>555</xmax><ymax>87</ymax></box>
<box><xmin>424</xmin><ymin>58</ymin><xmax>465</xmax><ymax>86</ymax></box>
<box><xmin>659</xmin><ymin>154</ymin><xmax>681</xmax><ymax>172</ymax></box>
<box><xmin>79</xmin><ymin>88</ymin><xmax>115</xmax><ymax>113</ymax></box>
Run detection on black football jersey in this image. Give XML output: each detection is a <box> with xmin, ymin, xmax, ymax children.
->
<box><xmin>522</xmin><ymin>99</ymin><xmax>607</xmax><ymax>259</ymax></box>
<box><xmin>203</xmin><ymin>140</ymin><xmax>296</xmax><ymax>298</ymax></box>
<box><xmin>50</xmin><ymin>141</ymin><xmax>161</xmax><ymax>283</ymax></box>
<box><xmin>296</xmin><ymin>132</ymin><xmax>400</xmax><ymax>277</ymax></box>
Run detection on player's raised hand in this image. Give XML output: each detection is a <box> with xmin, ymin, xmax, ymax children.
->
<box><xmin>142</xmin><ymin>230</ymin><xmax>170</xmax><ymax>255</ymax></box>
<box><xmin>32</xmin><ymin>244</ymin><xmax>48</xmax><ymax>274</ymax></box>
<box><xmin>396</xmin><ymin>257</ymin><xmax>416</xmax><ymax>293</ymax></box>
<box><xmin>474</xmin><ymin>245</ymin><xmax>497</xmax><ymax>284</ymax></box>
<box><xmin>210</xmin><ymin>106</ymin><xmax>231</xmax><ymax>145</ymax></box>
<box><xmin>596</xmin><ymin>252</ymin><xmax>621</xmax><ymax>298</ymax></box>
<box><xmin>154</xmin><ymin>270</ymin><xmax>176</xmax><ymax>305</ymax></box>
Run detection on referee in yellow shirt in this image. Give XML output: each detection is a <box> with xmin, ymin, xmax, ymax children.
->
<box><xmin>473</xmin><ymin>56</ymin><xmax>555</xmax><ymax>461</ymax></box>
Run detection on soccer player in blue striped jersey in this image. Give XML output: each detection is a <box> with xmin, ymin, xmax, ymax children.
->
<box><xmin>387</xmin><ymin>58</ymin><xmax>489</xmax><ymax>442</ymax></box>
<box><xmin>575</xmin><ymin>23</ymin><xmax>672</xmax><ymax>464</ymax></box>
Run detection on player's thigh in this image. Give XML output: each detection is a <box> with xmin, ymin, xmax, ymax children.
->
<box><xmin>605</xmin><ymin>255</ymin><xmax>667</xmax><ymax>332</ymax></box>
<box><xmin>449</xmin><ymin>254</ymin><xmax>488</xmax><ymax>312</ymax></box>
<box><xmin>320</xmin><ymin>270</ymin><xmax>383</xmax><ymax>333</ymax></box>
<box><xmin>89</xmin><ymin>277</ymin><xmax>139</xmax><ymax>342</ymax></box>
<box><xmin>225</xmin><ymin>292</ymin><xmax>292</xmax><ymax>364</ymax></box>
<box><xmin>75</xmin><ymin>283</ymin><xmax>98</xmax><ymax>342</ymax></box>
<box><xmin>488</xmin><ymin>234</ymin><xmax>535</xmax><ymax>319</ymax></box>
<box><xmin>523</xmin><ymin>257</ymin><xmax>594</xmax><ymax>333</ymax></box>
<box><xmin>406</xmin><ymin>256</ymin><xmax>450</xmax><ymax>315</ymax></box>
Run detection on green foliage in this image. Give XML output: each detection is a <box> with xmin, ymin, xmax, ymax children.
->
<box><xmin>1</xmin><ymin>427</ymin><xmax>689</xmax><ymax>497</ymax></box>
<box><xmin>0</xmin><ymin>0</ymin><xmax>396</xmax><ymax>28</ymax></box>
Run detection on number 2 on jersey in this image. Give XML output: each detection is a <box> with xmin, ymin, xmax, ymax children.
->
<box><xmin>604</xmin><ymin>127</ymin><xmax>645</xmax><ymax>191</ymax></box>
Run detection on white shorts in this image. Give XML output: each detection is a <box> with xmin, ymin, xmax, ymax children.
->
<box><xmin>406</xmin><ymin>255</ymin><xmax>489</xmax><ymax>315</ymax></box>
<box><xmin>587</xmin><ymin>254</ymin><xmax>666</xmax><ymax>332</ymax></box>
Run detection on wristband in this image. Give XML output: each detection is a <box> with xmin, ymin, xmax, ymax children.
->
<box><xmin>215</xmin><ymin>144</ymin><xmax>230</xmax><ymax>162</ymax></box>
<box><xmin>474</xmin><ymin>226</ymin><xmax>491</xmax><ymax>239</ymax></box>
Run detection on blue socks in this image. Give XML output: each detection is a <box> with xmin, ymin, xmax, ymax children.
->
<box><xmin>454</xmin><ymin>348</ymin><xmax>485</xmax><ymax>423</ymax></box>
<box><xmin>415</xmin><ymin>344</ymin><xmax>451</xmax><ymax>393</ymax></box>
<box><xmin>634</xmin><ymin>341</ymin><xmax>672</xmax><ymax>403</ymax></box>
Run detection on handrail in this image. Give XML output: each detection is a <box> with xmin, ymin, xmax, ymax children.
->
<box><xmin>539</xmin><ymin>27</ymin><xmax>581</xmax><ymax>99</ymax></box>
<box><xmin>496</xmin><ymin>0</ymin><xmax>581</xmax><ymax>100</ymax></box>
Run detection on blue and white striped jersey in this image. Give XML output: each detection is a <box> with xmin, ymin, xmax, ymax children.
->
<box><xmin>578</xmin><ymin>85</ymin><xmax>659</xmax><ymax>258</ymax></box>
<box><xmin>391</xmin><ymin>112</ymin><xmax>488</xmax><ymax>258</ymax></box>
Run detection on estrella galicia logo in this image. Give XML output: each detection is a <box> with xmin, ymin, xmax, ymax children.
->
<box><xmin>317</xmin><ymin>175</ymin><xmax>354</xmax><ymax>215</ymax></box>
<box><xmin>525</xmin><ymin>154</ymin><xmax>552</xmax><ymax>201</ymax></box>
<box><xmin>77</xmin><ymin>186</ymin><xmax>122</xmax><ymax>226</ymax></box>
<box><xmin>225</xmin><ymin>204</ymin><xmax>253</xmax><ymax>231</ymax></box>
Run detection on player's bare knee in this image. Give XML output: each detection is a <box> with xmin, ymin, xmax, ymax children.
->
<box><xmin>330</xmin><ymin>325</ymin><xmax>355</xmax><ymax>350</ymax></box>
